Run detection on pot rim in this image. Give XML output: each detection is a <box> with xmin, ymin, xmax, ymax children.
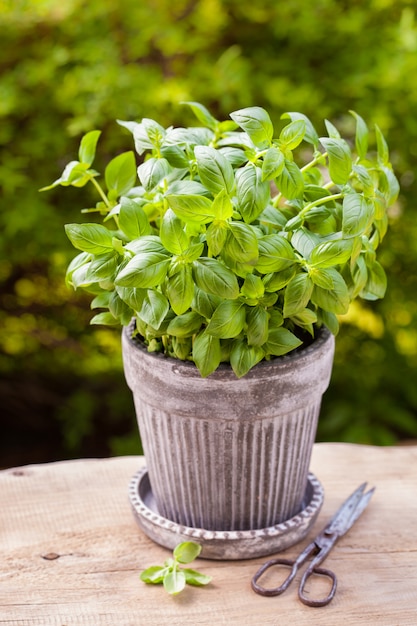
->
<box><xmin>123</xmin><ymin>318</ymin><xmax>334</xmax><ymax>380</ymax></box>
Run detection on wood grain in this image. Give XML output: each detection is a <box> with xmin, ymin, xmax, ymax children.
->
<box><xmin>1</xmin><ymin>444</ymin><xmax>416</xmax><ymax>625</ymax></box>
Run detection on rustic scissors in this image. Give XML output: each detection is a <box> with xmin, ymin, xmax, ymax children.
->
<box><xmin>251</xmin><ymin>482</ymin><xmax>375</xmax><ymax>607</ymax></box>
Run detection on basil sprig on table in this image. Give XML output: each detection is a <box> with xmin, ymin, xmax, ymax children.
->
<box><xmin>140</xmin><ymin>541</ymin><xmax>212</xmax><ymax>596</ymax></box>
<box><xmin>41</xmin><ymin>103</ymin><xmax>399</xmax><ymax>377</ymax></box>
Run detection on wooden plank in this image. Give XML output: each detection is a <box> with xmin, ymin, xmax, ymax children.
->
<box><xmin>0</xmin><ymin>444</ymin><xmax>416</xmax><ymax>625</ymax></box>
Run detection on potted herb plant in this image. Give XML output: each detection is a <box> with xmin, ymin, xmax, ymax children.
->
<box><xmin>42</xmin><ymin>103</ymin><xmax>398</xmax><ymax>553</ymax></box>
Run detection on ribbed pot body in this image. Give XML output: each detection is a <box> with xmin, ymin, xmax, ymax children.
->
<box><xmin>122</xmin><ymin>324</ymin><xmax>335</xmax><ymax>531</ymax></box>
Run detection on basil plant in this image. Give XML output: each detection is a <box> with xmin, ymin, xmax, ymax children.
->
<box><xmin>42</xmin><ymin>103</ymin><xmax>399</xmax><ymax>377</ymax></box>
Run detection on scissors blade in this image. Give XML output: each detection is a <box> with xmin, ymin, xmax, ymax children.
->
<box><xmin>325</xmin><ymin>483</ymin><xmax>375</xmax><ymax>537</ymax></box>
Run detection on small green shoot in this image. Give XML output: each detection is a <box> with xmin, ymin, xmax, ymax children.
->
<box><xmin>140</xmin><ymin>541</ymin><xmax>212</xmax><ymax>596</ymax></box>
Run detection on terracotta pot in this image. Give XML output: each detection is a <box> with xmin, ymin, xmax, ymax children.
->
<box><xmin>122</xmin><ymin>322</ymin><xmax>335</xmax><ymax>532</ymax></box>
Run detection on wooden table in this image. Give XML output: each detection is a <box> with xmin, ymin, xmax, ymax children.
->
<box><xmin>1</xmin><ymin>443</ymin><xmax>416</xmax><ymax>625</ymax></box>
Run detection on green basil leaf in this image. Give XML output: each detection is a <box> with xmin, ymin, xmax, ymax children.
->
<box><xmin>191</xmin><ymin>287</ymin><xmax>222</xmax><ymax>319</ymax></box>
<box><xmin>230</xmin><ymin>339</ymin><xmax>264</xmax><ymax>378</ymax></box>
<box><xmin>256</xmin><ymin>234</ymin><xmax>295</xmax><ymax>273</ymax></box>
<box><xmin>312</xmin><ymin>282</ymin><xmax>350</xmax><ymax>314</ymax></box>
<box><xmin>319</xmin><ymin>310</ymin><xmax>340</xmax><ymax>335</ymax></box>
<box><xmin>91</xmin><ymin>291</ymin><xmax>111</xmax><ymax>309</ymax></box>
<box><xmin>303</xmin><ymin>184</ymin><xmax>335</xmax><ymax>204</ymax></box>
<box><xmin>319</xmin><ymin>137</ymin><xmax>352</xmax><ymax>185</ymax></box>
<box><xmin>192</xmin><ymin>258</ymin><xmax>239</xmax><ymax>299</ymax></box>
<box><xmin>119</xmin><ymin>197</ymin><xmax>151</xmax><ymax>239</ymax></box>
<box><xmin>275</xmin><ymin>159</ymin><xmax>304</xmax><ymax>200</ymax></box>
<box><xmin>108</xmin><ymin>291</ymin><xmax>133</xmax><ymax>325</ymax></box>
<box><xmin>379</xmin><ymin>166</ymin><xmax>400</xmax><ymax>205</ymax></box>
<box><xmin>120</xmin><ymin>118</ymin><xmax>165</xmax><ymax>154</ymax></box>
<box><xmin>230</xmin><ymin>106</ymin><xmax>273</xmax><ymax>148</ymax></box>
<box><xmin>268</xmin><ymin>309</ymin><xmax>284</xmax><ymax>328</ymax></box>
<box><xmin>241</xmin><ymin>274</ymin><xmax>264</xmax><ymax>299</ymax></box>
<box><xmin>65</xmin><ymin>223</ymin><xmax>114</xmax><ymax>254</ymax></box>
<box><xmin>163</xmin><ymin>569</ymin><xmax>186</xmax><ymax>596</ymax></box>
<box><xmin>263</xmin><ymin>328</ymin><xmax>302</xmax><ymax>356</ymax></box>
<box><xmin>349</xmin><ymin>254</ymin><xmax>368</xmax><ymax>298</ymax></box>
<box><xmin>352</xmin><ymin>164</ymin><xmax>374</xmax><ymax>196</ymax></box>
<box><xmin>212</xmin><ymin>189</ymin><xmax>234</xmax><ymax>220</ymax></box>
<box><xmin>260</xmin><ymin>294</ymin><xmax>278</xmax><ymax>309</ymax></box>
<box><xmin>160</xmin><ymin>208</ymin><xmax>189</xmax><ymax>254</ymax></box>
<box><xmin>236</xmin><ymin>165</ymin><xmax>270</xmax><ymax>223</ymax></box>
<box><xmin>310</xmin><ymin>267</ymin><xmax>346</xmax><ymax>290</ymax></box>
<box><xmin>183</xmin><ymin>569</ymin><xmax>212</xmax><ymax>586</ymax></box>
<box><xmin>279</xmin><ymin>119</ymin><xmax>306</xmax><ymax>150</ymax></box>
<box><xmin>350</xmin><ymin>110</ymin><xmax>369</xmax><ymax>159</ymax></box>
<box><xmin>115</xmin><ymin>286</ymin><xmax>147</xmax><ymax>311</ymax></box>
<box><xmin>375</xmin><ymin>124</ymin><xmax>389</xmax><ymax>165</ymax></box>
<box><xmin>262</xmin><ymin>147</ymin><xmax>285</xmax><ymax>181</ymax></box>
<box><xmin>325</xmin><ymin>120</ymin><xmax>341</xmax><ymax>139</ymax></box>
<box><xmin>342</xmin><ymin>192</ymin><xmax>374</xmax><ymax>238</ymax></box>
<box><xmin>68</xmin><ymin>263</ymin><xmax>91</xmax><ymax>289</ymax></box>
<box><xmin>218</xmin><ymin>254</ymin><xmax>256</xmax><ymax>279</ymax></box>
<box><xmin>115</xmin><ymin>252</ymin><xmax>171</xmax><ymax>288</ymax></box>
<box><xmin>172</xmin><ymin>336</ymin><xmax>192</xmax><ymax>360</ymax></box>
<box><xmin>183</xmin><ymin>101</ymin><xmax>218</xmax><ymax>130</ymax></box>
<box><xmin>218</xmin><ymin>146</ymin><xmax>247</xmax><ymax>167</ymax></box>
<box><xmin>263</xmin><ymin>266</ymin><xmax>296</xmax><ymax>292</ymax></box>
<box><xmin>126</xmin><ymin>121</ymin><xmax>155</xmax><ymax>155</ymax></box>
<box><xmin>313</xmin><ymin>270</ymin><xmax>349</xmax><ymax>312</ymax></box>
<box><xmin>166</xmin><ymin>194</ymin><xmax>215</xmax><ymax>224</ymax></box>
<box><xmin>78</xmin><ymin>130</ymin><xmax>101</xmax><ymax>166</ymax></box>
<box><xmin>291</xmin><ymin>228</ymin><xmax>321</xmax><ymax>258</ymax></box>
<box><xmin>309</xmin><ymin>238</ymin><xmax>353</xmax><ymax>269</ymax></box>
<box><xmin>125</xmin><ymin>235</ymin><xmax>168</xmax><ymax>256</ymax></box>
<box><xmin>283</xmin><ymin>273</ymin><xmax>314</xmax><ymax>317</ymax></box>
<box><xmin>65</xmin><ymin>252</ymin><xmax>91</xmax><ymax>287</ymax></box>
<box><xmin>224</xmin><ymin>222</ymin><xmax>259</xmax><ymax>265</ymax></box>
<box><xmin>206</xmin><ymin>300</ymin><xmax>246</xmax><ymax>338</ymax></box>
<box><xmin>290</xmin><ymin>308</ymin><xmax>317</xmax><ymax>327</ymax></box>
<box><xmin>85</xmin><ymin>252</ymin><xmax>119</xmax><ymax>282</ymax></box>
<box><xmin>67</xmin><ymin>162</ymin><xmax>95</xmax><ymax>187</ymax></box>
<box><xmin>160</xmin><ymin>145</ymin><xmax>189</xmax><ymax>169</ymax></box>
<box><xmin>139</xmin><ymin>289</ymin><xmax>170</xmax><ymax>329</ymax></box>
<box><xmin>206</xmin><ymin>220</ymin><xmax>228</xmax><ymax>256</ymax></box>
<box><xmin>167</xmin><ymin>311</ymin><xmax>204</xmax><ymax>337</ymax></box>
<box><xmin>374</xmin><ymin>214</ymin><xmax>389</xmax><ymax>244</ymax></box>
<box><xmin>140</xmin><ymin>565</ymin><xmax>168</xmax><ymax>584</ymax></box>
<box><xmin>258</xmin><ymin>205</ymin><xmax>288</xmax><ymax>230</ymax></box>
<box><xmin>360</xmin><ymin>260</ymin><xmax>387</xmax><ymax>300</ymax></box>
<box><xmin>181</xmin><ymin>242</ymin><xmax>205</xmax><ymax>263</ymax></box>
<box><xmin>105</xmin><ymin>151</ymin><xmax>137</xmax><ymax>196</ymax></box>
<box><xmin>264</xmin><ymin>327</ymin><xmax>303</xmax><ymax>356</ymax></box>
<box><xmin>90</xmin><ymin>311</ymin><xmax>119</xmax><ymax>326</ymax></box>
<box><xmin>173</xmin><ymin>541</ymin><xmax>202</xmax><ymax>564</ymax></box>
<box><xmin>166</xmin><ymin>126</ymin><xmax>213</xmax><ymax>147</ymax></box>
<box><xmin>166</xmin><ymin>265</ymin><xmax>194</xmax><ymax>315</ymax></box>
<box><xmin>281</xmin><ymin>112</ymin><xmax>319</xmax><ymax>147</ymax></box>
<box><xmin>167</xmin><ymin>180</ymin><xmax>209</xmax><ymax>196</ymax></box>
<box><xmin>194</xmin><ymin>146</ymin><xmax>235</xmax><ymax>195</ymax></box>
<box><xmin>137</xmin><ymin>157</ymin><xmax>171</xmax><ymax>191</ymax></box>
<box><xmin>246</xmin><ymin>306</ymin><xmax>269</xmax><ymax>346</ymax></box>
<box><xmin>192</xmin><ymin>331</ymin><xmax>222</xmax><ymax>377</ymax></box>
<box><xmin>40</xmin><ymin>160</ymin><xmax>92</xmax><ymax>190</ymax></box>
<box><xmin>142</xmin><ymin>118</ymin><xmax>166</xmax><ymax>147</ymax></box>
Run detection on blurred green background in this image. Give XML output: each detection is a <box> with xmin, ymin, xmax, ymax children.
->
<box><xmin>1</xmin><ymin>0</ymin><xmax>417</xmax><ymax>468</ymax></box>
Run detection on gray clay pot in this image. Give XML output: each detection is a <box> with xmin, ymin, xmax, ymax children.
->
<box><xmin>122</xmin><ymin>322</ymin><xmax>335</xmax><ymax>531</ymax></box>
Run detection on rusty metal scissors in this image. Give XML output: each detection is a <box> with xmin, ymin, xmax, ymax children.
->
<box><xmin>251</xmin><ymin>482</ymin><xmax>375</xmax><ymax>607</ymax></box>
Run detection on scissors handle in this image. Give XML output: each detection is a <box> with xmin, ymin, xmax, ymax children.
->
<box><xmin>298</xmin><ymin>564</ymin><xmax>337</xmax><ymax>607</ymax></box>
<box><xmin>251</xmin><ymin>558</ymin><xmax>303</xmax><ymax>597</ymax></box>
<box><xmin>251</xmin><ymin>557</ymin><xmax>338</xmax><ymax>607</ymax></box>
